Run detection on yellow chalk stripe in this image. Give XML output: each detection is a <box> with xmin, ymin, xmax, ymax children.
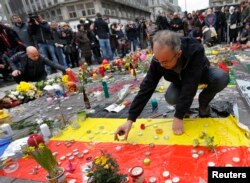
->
<box><xmin>51</xmin><ymin>115</ymin><xmax>250</xmax><ymax>146</ymax></box>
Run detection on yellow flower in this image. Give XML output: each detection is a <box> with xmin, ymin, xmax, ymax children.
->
<box><xmin>62</xmin><ymin>75</ymin><xmax>69</xmax><ymax>84</ymax></box>
<box><xmin>28</xmin><ymin>146</ymin><xmax>35</xmax><ymax>152</ymax></box>
<box><xmin>16</xmin><ymin>82</ymin><xmax>33</xmax><ymax>92</ymax></box>
<box><xmin>38</xmin><ymin>143</ymin><xmax>45</xmax><ymax>150</ymax></box>
<box><xmin>94</xmin><ymin>157</ymin><xmax>101</xmax><ymax>165</ymax></box>
<box><xmin>100</xmin><ymin>156</ymin><xmax>107</xmax><ymax>166</ymax></box>
<box><xmin>104</xmin><ymin>164</ymin><xmax>110</xmax><ymax>169</ymax></box>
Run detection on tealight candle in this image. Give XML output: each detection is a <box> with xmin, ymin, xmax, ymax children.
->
<box><xmin>60</xmin><ymin>156</ymin><xmax>66</xmax><ymax>161</ymax></box>
<box><xmin>77</xmin><ymin>153</ymin><xmax>84</xmax><ymax>159</ymax></box>
<box><xmin>172</xmin><ymin>177</ymin><xmax>180</xmax><ymax>183</ymax></box>
<box><xmin>154</xmin><ymin>135</ymin><xmax>159</xmax><ymax>140</ymax></box>
<box><xmin>208</xmin><ymin>162</ymin><xmax>215</xmax><ymax>167</ymax></box>
<box><xmin>66</xmin><ymin>153</ymin><xmax>72</xmax><ymax>157</ymax></box>
<box><xmin>165</xmin><ymin>180</ymin><xmax>172</xmax><ymax>183</ymax></box>
<box><xmin>52</xmin><ymin>152</ymin><xmax>58</xmax><ymax>156</ymax></box>
<box><xmin>149</xmin><ymin>176</ymin><xmax>157</xmax><ymax>183</ymax></box>
<box><xmin>83</xmin><ymin>149</ymin><xmax>89</xmax><ymax>154</ymax></box>
<box><xmin>232</xmin><ymin>157</ymin><xmax>240</xmax><ymax>163</ymax></box>
<box><xmin>156</xmin><ymin>128</ymin><xmax>163</xmax><ymax>134</ymax></box>
<box><xmin>192</xmin><ymin>154</ymin><xmax>199</xmax><ymax>159</ymax></box>
<box><xmin>162</xmin><ymin>171</ymin><xmax>170</xmax><ymax>178</ymax></box>
<box><xmin>69</xmin><ymin>156</ymin><xmax>74</xmax><ymax>161</ymax></box>
<box><xmin>115</xmin><ymin>146</ymin><xmax>122</xmax><ymax>151</ymax></box>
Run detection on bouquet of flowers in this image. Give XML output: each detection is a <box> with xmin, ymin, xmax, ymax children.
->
<box><xmin>0</xmin><ymin>82</ymin><xmax>41</xmax><ymax>109</ymax></box>
<box><xmin>21</xmin><ymin>134</ymin><xmax>64</xmax><ymax>181</ymax></box>
<box><xmin>86</xmin><ymin>151</ymin><xmax>127</xmax><ymax>183</ymax></box>
<box><xmin>16</xmin><ymin>81</ymin><xmax>42</xmax><ymax>100</ymax></box>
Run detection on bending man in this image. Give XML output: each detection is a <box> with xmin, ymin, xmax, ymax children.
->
<box><xmin>114</xmin><ymin>30</ymin><xmax>229</xmax><ymax>140</ymax></box>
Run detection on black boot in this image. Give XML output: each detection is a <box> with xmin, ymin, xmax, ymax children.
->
<box><xmin>199</xmin><ymin>105</ymin><xmax>210</xmax><ymax>117</ymax></box>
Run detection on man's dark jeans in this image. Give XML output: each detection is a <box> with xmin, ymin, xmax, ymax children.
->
<box><xmin>165</xmin><ymin>66</ymin><xmax>229</xmax><ymax>108</ymax></box>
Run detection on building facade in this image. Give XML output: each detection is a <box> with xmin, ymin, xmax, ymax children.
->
<box><xmin>209</xmin><ymin>0</ymin><xmax>241</xmax><ymax>7</ymax></box>
<box><xmin>148</xmin><ymin>0</ymin><xmax>180</xmax><ymax>21</ymax></box>
<box><xmin>1</xmin><ymin>0</ymin><xmax>151</xmax><ymax>30</ymax></box>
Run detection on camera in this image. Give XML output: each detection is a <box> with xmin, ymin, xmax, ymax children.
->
<box><xmin>28</xmin><ymin>12</ymin><xmax>38</xmax><ymax>24</ymax></box>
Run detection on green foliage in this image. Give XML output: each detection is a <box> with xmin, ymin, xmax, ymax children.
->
<box><xmin>193</xmin><ymin>131</ymin><xmax>217</xmax><ymax>153</ymax></box>
<box><xmin>86</xmin><ymin>151</ymin><xmax>127</xmax><ymax>183</ymax></box>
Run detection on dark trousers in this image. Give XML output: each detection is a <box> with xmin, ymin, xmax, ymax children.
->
<box><xmin>229</xmin><ymin>28</ymin><xmax>238</xmax><ymax>43</ymax></box>
<box><xmin>165</xmin><ymin>66</ymin><xmax>229</xmax><ymax>107</ymax></box>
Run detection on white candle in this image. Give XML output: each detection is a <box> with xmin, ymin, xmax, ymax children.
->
<box><xmin>0</xmin><ymin>124</ymin><xmax>14</xmax><ymax>136</ymax></box>
<box><xmin>40</xmin><ymin>124</ymin><xmax>51</xmax><ymax>137</ymax></box>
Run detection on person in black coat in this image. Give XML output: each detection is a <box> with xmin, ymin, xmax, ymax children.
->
<box><xmin>215</xmin><ymin>7</ymin><xmax>225</xmax><ymax>43</ymax></box>
<box><xmin>228</xmin><ymin>6</ymin><xmax>238</xmax><ymax>43</ymax></box>
<box><xmin>170</xmin><ymin>13</ymin><xmax>183</xmax><ymax>32</ymax></box>
<box><xmin>9</xmin><ymin>46</ymin><xmax>71</xmax><ymax>83</ymax></box>
<box><xmin>155</xmin><ymin>12</ymin><xmax>170</xmax><ymax>30</ymax></box>
<box><xmin>114</xmin><ymin>31</ymin><xmax>229</xmax><ymax>139</ymax></box>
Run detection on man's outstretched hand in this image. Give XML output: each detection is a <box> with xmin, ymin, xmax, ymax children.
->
<box><xmin>114</xmin><ymin>120</ymin><xmax>133</xmax><ymax>141</ymax></box>
<box><xmin>172</xmin><ymin>117</ymin><xmax>184</xmax><ymax>135</ymax></box>
<box><xmin>12</xmin><ymin>70</ymin><xmax>21</xmax><ymax>77</ymax></box>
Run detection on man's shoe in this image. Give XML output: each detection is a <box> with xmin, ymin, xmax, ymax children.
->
<box><xmin>199</xmin><ymin>105</ymin><xmax>210</xmax><ymax>117</ymax></box>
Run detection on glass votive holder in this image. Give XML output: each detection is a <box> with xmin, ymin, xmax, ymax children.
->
<box><xmin>77</xmin><ymin>111</ymin><xmax>87</xmax><ymax>122</ymax></box>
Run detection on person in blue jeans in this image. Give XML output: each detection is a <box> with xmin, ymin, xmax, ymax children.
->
<box><xmin>94</xmin><ymin>13</ymin><xmax>113</xmax><ymax>60</ymax></box>
<box><xmin>114</xmin><ymin>30</ymin><xmax>229</xmax><ymax>140</ymax></box>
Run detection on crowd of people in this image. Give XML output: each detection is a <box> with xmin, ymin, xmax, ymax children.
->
<box><xmin>1</xmin><ymin>0</ymin><xmax>250</xmax><ymax>83</ymax></box>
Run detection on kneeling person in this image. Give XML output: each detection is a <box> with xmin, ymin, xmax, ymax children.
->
<box><xmin>114</xmin><ymin>30</ymin><xmax>229</xmax><ymax>140</ymax></box>
<box><xmin>9</xmin><ymin>46</ymin><xmax>71</xmax><ymax>83</ymax></box>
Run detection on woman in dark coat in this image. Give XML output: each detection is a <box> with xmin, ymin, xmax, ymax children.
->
<box><xmin>76</xmin><ymin>24</ymin><xmax>92</xmax><ymax>65</ymax></box>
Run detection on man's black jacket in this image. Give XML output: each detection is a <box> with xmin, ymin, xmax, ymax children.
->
<box><xmin>9</xmin><ymin>51</ymin><xmax>66</xmax><ymax>81</ymax></box>
<box><xmin>94</xmin><ymin>18</ymin><xmax>110</xmax><ymax>39</ymax></box>
<box><xmin>128</xmin><ymin>38</ymin><xmax>210</xmax><ymax>121</ymax></box>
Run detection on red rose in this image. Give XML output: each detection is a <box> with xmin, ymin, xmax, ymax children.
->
<box><xmin>27</xmin><ymin>134</ymin><xmax>44</xmax><ymax>147</ymax></box>
<box><xmin>140</xmin><ymin>124</ymin><xmax>146</xmax><ymax>130</ymax></box>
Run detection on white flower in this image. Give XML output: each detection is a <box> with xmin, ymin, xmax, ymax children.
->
<box><xmin>8</xmin><ymin>94</ymin><xmax>17</xmax><ymax>100</ymax></box>
<box><xmin>26</xmin><ymin>90</ymin><xmax>36</xmax><ymax>97</ymax></box>
<box><xmin>18</xmin><ymin>95</ymin><xmax>24</xmax><ymax>100</ymax></box>
<box><xmin>12</xmin><ymin>91</ymin><xmax>19</xmax><ymax>96</ymax></box>
<box><xmin>35</xmin><ymin>118</ymin><xmax>43</xmax><ymax>124</ymax></box>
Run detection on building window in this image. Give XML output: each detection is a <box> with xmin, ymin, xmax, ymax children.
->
<box><xmin>56</xmin><ymin>9</ymin><xmax>61</xmax><ymax>15</ymax></box>
<box><xmin>86</xmin><ymin>2</ymin><xmax>95</xmax><ymax>15</ymax></box>
<box><xmin>76</xmin><ymin>4</ymin><xmax>86</xmax><ymax>17</ymax></box>
<box><xmin>51</xmin><ymin>10</ymin><xmax>56</xmax><ymax>17</ymax></box>
<box><xmin>48</xmin><ymin>0</ymin><xmax>52</xmax><ymax>6</ymax></box>
<box><xmin>67</xmin><ymin>5</ymin><xmax>77</xmax><ymax>18</ymax></box>
<box><xmin>152</xmin><ymin>0</ymin><xmax>154</xmax><ymax>5</ymax></box>
<box><xmin>58</xmin><ymin>15</ymin><xmax>63</xmax><ymax>21</ymax></box>
<box><xmin>54</xmin><ymin>0</ymin><xmax>58</xmax><ymax>4</ymax></box>
<box><xmin>169</xmin><ymin>0</ymin><xmax>173</xmax><ymax>3</ymax></box>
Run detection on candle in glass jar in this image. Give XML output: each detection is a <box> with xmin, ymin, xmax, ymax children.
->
<box><xmin>130</xmin><ymin>166</ymin><xmax>144</xmax><ymax>183</ymax></box>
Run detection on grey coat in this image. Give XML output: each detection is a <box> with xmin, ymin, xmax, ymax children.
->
<box><xmin>12</xmin><ymin>23</ymin><xmax>33</xmax><ymax>46</ymax></box>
